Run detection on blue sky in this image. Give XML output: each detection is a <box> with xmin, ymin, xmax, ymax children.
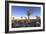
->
<box><xmin>11</xmin><ymin>6</ymin><xmax>41</xmax><ymax>17</ymax></box>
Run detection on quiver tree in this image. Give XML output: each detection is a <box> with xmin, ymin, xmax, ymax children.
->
<box><xmin>26</xmin><ymin>9</ymin><xmax>32</xmax><ymax>20</ymax></box>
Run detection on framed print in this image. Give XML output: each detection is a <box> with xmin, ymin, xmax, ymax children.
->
<box><xmin>5</xmin><ymin>1</ymin><xmax>45</xmax><ymax>33</ymax></box>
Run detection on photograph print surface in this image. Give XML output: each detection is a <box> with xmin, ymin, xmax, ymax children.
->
<box><xmin>11</xmin><ymin>6</ymin><xmax>41</xmax><ymax>28</ymax></box>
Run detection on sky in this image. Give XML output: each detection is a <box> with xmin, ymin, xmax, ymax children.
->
<box><xmin>11</xmin><ymin>6</ymin><xmax>41</xmax><ymax>17</ymax></box>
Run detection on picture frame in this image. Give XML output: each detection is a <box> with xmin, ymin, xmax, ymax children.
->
<box><xmin>5</xmin><ymin>1</ymin><xmax>45</xmax><ymax>33</ymax></box>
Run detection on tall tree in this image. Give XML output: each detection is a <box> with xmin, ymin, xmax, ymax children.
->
<box><xmin>26</xmin><ymin>9</ymin><xmax>32</xmax><ymax>20</ymax></box>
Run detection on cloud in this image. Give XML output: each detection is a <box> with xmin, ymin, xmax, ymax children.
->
<box><xmin>12</xmin><ymin>16</ymin><xmax>36</xmax><ymax>19</ymax></box>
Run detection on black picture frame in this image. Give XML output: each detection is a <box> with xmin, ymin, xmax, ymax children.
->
<box><xmin>5</xmin><ymin>1</ymin><xmax>45</xmax><ymax>33</ymax></box>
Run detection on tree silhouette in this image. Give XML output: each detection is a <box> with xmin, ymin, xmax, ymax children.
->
<box><xmin>26</xmin><ymin>9</ymin><xmax>32</xmax><ymax>20</ymax></box>
<box><xmin>21</xmin><ymin>16</ymin><xmax>23</xmax><ymax>20</ymax></box>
